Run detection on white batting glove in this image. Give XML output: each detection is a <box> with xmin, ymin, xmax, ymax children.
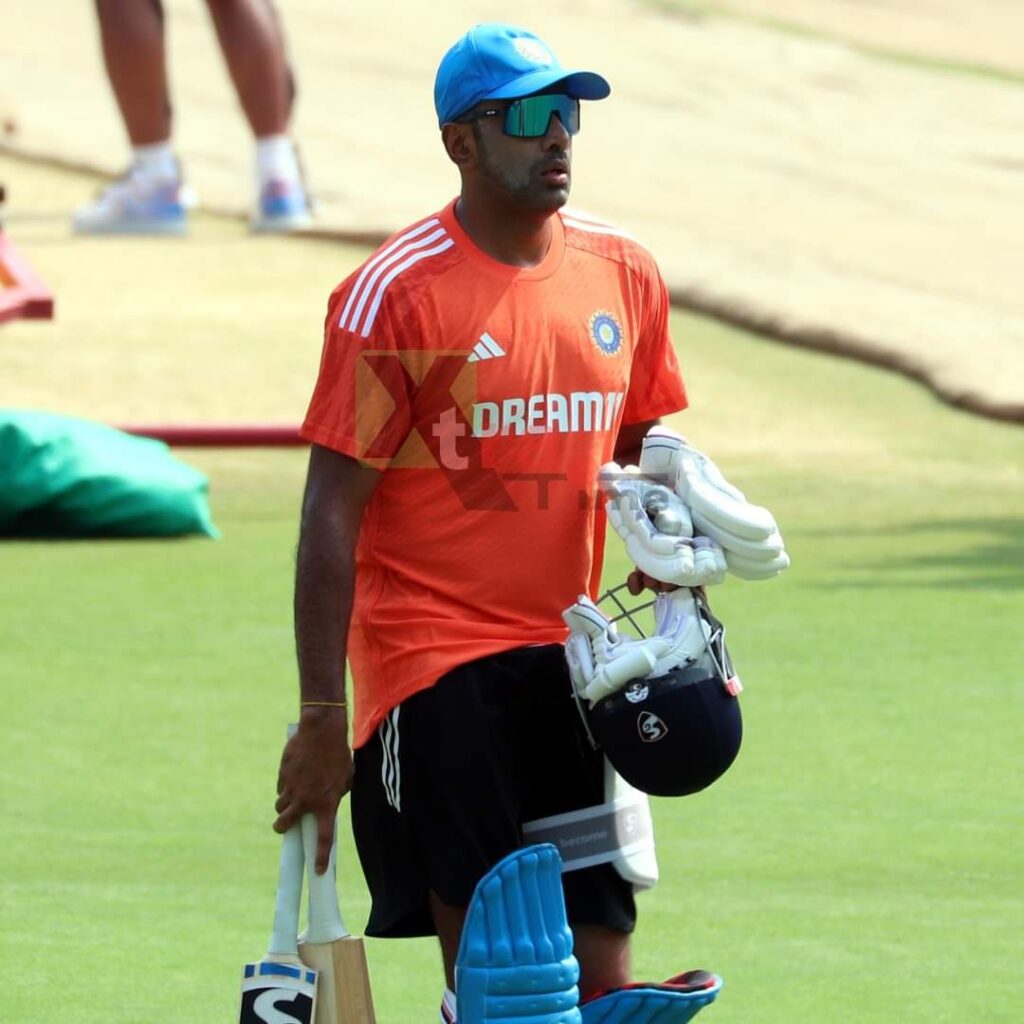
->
<box><xmin>562</xmin><ymin>590</ymin><xmax>715</xmax><ymax>706</ymax></box>
<box><xmin>640</xmin><ymin>427</ymin><xmax>791</xmax><ymax>580</ymax></box>
<box><xmin>599</xmin><ymin>463</ymin><xmax>727</xmax><ymax>587</ymax></box>
<box><xmin>563</xmin><ymin>596</ymin><xmax>670</xmax><ymax>705</ymax></box>
<box><xmin>647</xmin><ymin>588</ymin><xmax>716</xmax><ymax>678</ymax></box>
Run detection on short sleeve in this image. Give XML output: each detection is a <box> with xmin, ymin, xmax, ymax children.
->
<box><xmin>300</xmin><ymin>275</ymin><xmax>415</xmax><ymax>468</ymax></box>
<box><xmin>620</xmin><ymin>258</ymin><xmax>688</xmax><ymax>425</ymax></box>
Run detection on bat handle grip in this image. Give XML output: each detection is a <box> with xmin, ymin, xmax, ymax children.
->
<box><xmin>267</xmin><ymin>823</ymin><xmax>304</xmax><ymax>956</ymax></box>
<box><xmin>301</xmin><ymin>813</ymin><xmax>351</xmax><ymax>944</ymax></box>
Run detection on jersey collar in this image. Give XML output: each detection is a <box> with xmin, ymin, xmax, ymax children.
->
<box><xmin>440</xmin><ymin>198</ymin><xmax>565</xmax><ymax>282</ymax></box>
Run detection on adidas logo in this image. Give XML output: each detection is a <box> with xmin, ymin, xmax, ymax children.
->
<box><xmin>467</xmin><ymin>332</ymin><xmax>506</xmax><ymax>362</ymax></box>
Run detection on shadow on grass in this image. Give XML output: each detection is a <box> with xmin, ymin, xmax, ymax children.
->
<box><xmin>803</xmin><ymin>518</ymin><xmax>1024</xmax><ymax>591</ymax></box>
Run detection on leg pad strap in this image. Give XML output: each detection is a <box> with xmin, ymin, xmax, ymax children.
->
<box><xmin>580</xmin><ymin>971</ymin><xmax>723</xmax><ymax>1024</ymax></box>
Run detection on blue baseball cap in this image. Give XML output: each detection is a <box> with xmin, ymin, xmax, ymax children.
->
<box><xmin>434</xmin><ymin>23</ymin><xmax>611</xmax><ymax>127</ymax></box>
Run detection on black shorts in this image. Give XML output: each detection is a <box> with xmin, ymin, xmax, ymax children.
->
<box><xmin>350</xmin><ymin>643</ymin><xmax>637</xmax><ymax>939</ymax></box>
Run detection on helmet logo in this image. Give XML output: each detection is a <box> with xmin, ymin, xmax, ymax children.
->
<box><xmin>625</xmin><ymin>682</ymin><xmax>649</xmax><ymax>704</ymax></box>
<box><xmin>638</xmin><ymin>711</ymin><xmax>668</xmax><ymax>743</ymax></box>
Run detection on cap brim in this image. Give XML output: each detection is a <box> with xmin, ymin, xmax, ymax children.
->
<box><xmin>488</xmin><ymin>67</ymin><xmax>611</xmax><ymax>103</ymax></box>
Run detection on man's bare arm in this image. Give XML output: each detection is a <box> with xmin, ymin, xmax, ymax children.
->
<box><xmin>273</xmin><ymin>444</ymin><xmax>380</xmax><ymax>871</ymax></box>
<box><xmin>613</xmin><ymin>417</ymin><xmax>659</xmax><ymax>468</ymax></box>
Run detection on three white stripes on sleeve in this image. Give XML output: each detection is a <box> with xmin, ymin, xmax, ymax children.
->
<box><xmin>338</xmin><ymin>219</ymin><xmax>453</xmax><ymax>339</ymax></box>
<box><xmin>337</xmin><ymin>210</ymin><xmax>631</xmax><ymax>341</ymax></box>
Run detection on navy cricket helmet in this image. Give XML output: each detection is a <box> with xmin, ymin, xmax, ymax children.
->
<box><xmin>574</xmin><ymin>588</ymin><xmax>743</xmax><ymax>797</ymax></box>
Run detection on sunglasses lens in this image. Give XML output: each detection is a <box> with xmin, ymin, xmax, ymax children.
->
<box><xmin>506</xmin><ymin>95</ymin><xmax>580</xmax><ymax>137</ymax></box>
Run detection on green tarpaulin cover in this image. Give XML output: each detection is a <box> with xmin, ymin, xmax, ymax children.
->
<box><xmin>0</xmin><ymin>411</ymin><xmax>218</xmax><ymax>538</ymax></box>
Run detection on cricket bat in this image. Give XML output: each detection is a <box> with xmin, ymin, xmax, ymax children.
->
<box><xmin>298</xmin><ymin>813</ymin><xmax>377</xmax><ymax>1024</ymax></box>
<box><xmin>239</xmin><ymin>824</ymin><xmax>319</xmax><ymax>1024</ymax></box>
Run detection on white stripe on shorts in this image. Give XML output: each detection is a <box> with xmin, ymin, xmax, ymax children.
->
<box><xmin>379</xmin><ymin>707</ymin><xmax>402</xmax><ymax>812</ymax></box>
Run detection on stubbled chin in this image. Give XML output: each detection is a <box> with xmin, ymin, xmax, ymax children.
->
<box><xmin>533</xmin><ymin>183</ymin><xmax>571</xmax><ymax>211</ymax></box>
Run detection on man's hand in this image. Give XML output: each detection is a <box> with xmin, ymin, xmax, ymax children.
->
<box><xmin>627</xmin><ymin>569</ymin><xmax>709</xmax><ymax>604</ymax></box>
<box><xmin>626</xmin><ymin>569</ymin><xmax>680</xmax><ymax>595</ymax></box>
<box><xmin>274</xmin><ymin>705</ymin><xmax>353</xmax><ymax>874</ymax></box>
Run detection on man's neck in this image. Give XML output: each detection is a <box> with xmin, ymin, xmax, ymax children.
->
<box><xmin>454</xmin><ymin>194</ymin><xmax>556</xmax><ymax>268</ymax></box>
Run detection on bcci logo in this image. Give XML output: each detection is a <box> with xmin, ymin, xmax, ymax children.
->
<box><xmin>588</xmin><ymin>310</ymin><xmax>624</xmax><ymax>356</ymax></box>
<box><xmin>637</xmin><ymin>711</ymin><xmax>668</xmax><ymax>743</ymax></box>
<box><xmin>513</xmin><ymin>38</ymin><xmax>553</xmax><ymax>65</ymax></box>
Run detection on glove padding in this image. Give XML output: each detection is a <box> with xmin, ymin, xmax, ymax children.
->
<box><xmin>640</xmin><ymin>426</ymin><xmax>790</xmax><ymax>580</ymax></box>
<box><xmin>563</xmin><ymin>590</ymin><xmax>713</xmax><ymax>706</ymax></box>
<box><xmin>600</xmin><ymin>464</ymin><xmax>727</xmax><ymax>587</ymax></box>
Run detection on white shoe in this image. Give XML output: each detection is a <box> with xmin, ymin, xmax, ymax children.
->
<box><xmin>73</xmin><ymin>172</ymin><xmax>188</xmax><ymax>235</ymax></box>
<box><xmin>250</xmin><ymin>177</ymin><xmax>312</xmax><ymax>233</ymax></box>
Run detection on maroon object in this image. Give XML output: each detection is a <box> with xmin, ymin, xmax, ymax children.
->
<box><xmin>116</xmin><ymin>424</ymin><xmax>305</xmax><ymax>447</ymax></box>
<box><xmin>0</xmin><ymin>230</ymin><xmax>55</xmax><ymax>324</ymax></box>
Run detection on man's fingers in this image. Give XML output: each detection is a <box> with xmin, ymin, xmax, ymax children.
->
<box><xmin>276</xmin><ymin>738</ymin><xmax>295</xmax><ymax>795</ymax></box>
<box><xmin>273</xmin><ymin>803</ymin><xmax>297</xmax><ymax>834</ymax></box>
<box><xmin>626</xmin><ymin>568</ymin><xmax>644</xmax><ymax>595</ymax></box>
<box><xmin>627</xmin><ymin>568</ymin><xmax>677</xmax><ymax>594</ymax></box>
<box><xmin>316</xmin><ymin>812</ymin><xmax>336</xmax><ymax>875</ymax></box>
<box><xmin>273</xmin><ymin>728</ymin><xmax>352</xmax><ymax>852</ymax></box>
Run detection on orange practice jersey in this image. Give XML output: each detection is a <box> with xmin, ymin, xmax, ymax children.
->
<box><xmin>302</xmin><ymin>200</ymin><xmax>688</xmax><ymax>747</ymax></box>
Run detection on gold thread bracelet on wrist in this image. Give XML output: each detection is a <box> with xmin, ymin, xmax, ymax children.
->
<box><xmin>301</xmin><ymin>700</ymin><xmax>348</xmax><ymax>709</ymax></box>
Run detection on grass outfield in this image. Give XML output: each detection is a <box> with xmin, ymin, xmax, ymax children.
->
<box><xmin>2</xmin><ymin>163</ymin><xmax>1022</xmax><ymax>1022</ymax></box>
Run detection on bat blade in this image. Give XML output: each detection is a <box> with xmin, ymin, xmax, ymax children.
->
<box><xmin>298</xmin><ymin>815</ymin><xmax>377</xmax><ymax>1024</ymax></box>
<box><xmin>298</xmin><ymin>934</ymin><xmax>375</xmax><ymax>1024</ymax></box>
<box><xmin>239</xmin><ymin>824</ymin><xmax>319</xmax><ymax>1024</ymax></box>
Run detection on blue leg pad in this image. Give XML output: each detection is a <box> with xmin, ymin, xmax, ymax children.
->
<box><xmin>580</xmin><ymin>972</ymin><xmax>723</xmax><ymax>1024</ymax></box>
<box><xmin>456</xmin><ymin>844</ymin><xmax>582</xmax><ymax>1024</ymax></box>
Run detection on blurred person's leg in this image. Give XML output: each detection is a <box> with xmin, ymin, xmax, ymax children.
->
<box><xmin>96</xmin><ymin>0</ymin><xmax>173</xmax><ymax>146</ymax></box>
<box><xmin>205</xmin><ymin>0</ymin><xmax>291</xmax><ymax>137</ymax></box>
<box><xmin>74</xmin><ymin>0</ymin><xmax>187</xmax><ymax>233</ymax></box>
<box><xmin>205</xmin><ymin>0</ymin><xmax>311</xmax><ymax>230</ymax></box>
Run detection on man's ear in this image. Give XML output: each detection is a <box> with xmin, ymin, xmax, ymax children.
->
<box><xmin>442</xmin><ymin>123</ymin><xmax>475</xmax><ymax>167</ymax></box>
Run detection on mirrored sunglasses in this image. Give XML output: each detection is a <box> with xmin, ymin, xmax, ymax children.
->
<box><xmin>464</xmin><ymin>94</ymin><xmax>581</xmax><ymax>137</ymax></box>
